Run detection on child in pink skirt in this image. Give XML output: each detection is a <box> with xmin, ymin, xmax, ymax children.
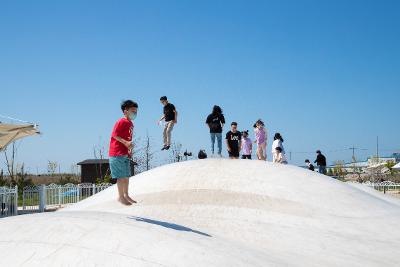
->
<box><xmin>253</xmin><ymin>119</ymin><xmax>267</xmax><ymax>161</ymax></box>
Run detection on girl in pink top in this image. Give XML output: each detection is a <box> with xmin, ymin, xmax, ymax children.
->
<box><xmin>253</xmin><ymin>119</ymin><xmax>267</xmax><ymax>161</ymax></box>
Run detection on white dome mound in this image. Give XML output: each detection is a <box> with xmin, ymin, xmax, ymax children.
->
<box><xmin>1</xmin><ymin>159</ymin><xmax>400</xmax><ymax>266</ymax></box>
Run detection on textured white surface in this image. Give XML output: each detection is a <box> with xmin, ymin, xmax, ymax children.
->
<box><xmin>1</xmin><ymin>159</ymin><xmax>400</xmax><ymax>267</ymax></box>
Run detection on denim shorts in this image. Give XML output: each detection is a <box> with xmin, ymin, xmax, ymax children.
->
<box><xmin>109</xmin><ymin>156</ymin><xmax>131</xmax><ymax>179</ymax></box>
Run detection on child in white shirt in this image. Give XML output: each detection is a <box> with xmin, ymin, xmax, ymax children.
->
<box><xmin>272</xmin><ymin>133</ymin><xmax>285</xmax><ymax>162</ymax></box>
<box><xmin>274</xmin><ymin>147</ymin><xmax>288</xmax><ymax>164</ymax></box>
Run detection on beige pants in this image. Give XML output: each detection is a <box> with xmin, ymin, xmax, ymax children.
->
<box><xmin>256</xmin><ymin>142</ymin><xmax>267</xmax><ymax>160</ymax></box>
<box><xmin>163</xmin><ymin>121</ymin><xmax>175</xmax><ymax>146</ymax></box>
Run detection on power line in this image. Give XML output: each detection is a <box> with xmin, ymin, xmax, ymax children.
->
<box><xmin>379</xmin><ymin>148</ymin><xmax>400</xmax><ymax>152</ymax></box>
<box><xmin>0</xmin><ymin>114</ymin><xmax>36</xmax><ymax>125</ymax></box>
<box><xmin>290</xmin><ymin>148</ymin><xmax>366</xmax><ymax>154</ymax></box>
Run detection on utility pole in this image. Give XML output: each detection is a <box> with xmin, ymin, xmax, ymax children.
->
<box><xmin>350</xmin><ymin>145</ymin><xmax>356</xmax><ymax>174</ymax></box>
<box><xmin>375</xmin><ymin>136</ymin><xmax>380</xmax><ymax>182</ymax></box>
<box><xmin>350</xmin><ymin>146</ymin><xmax>356</xmax><ymax>160</ymax></box>
<box><xmin>376</xmin><ymin>136</ymin><xmax>379</xmax><ymax>159</ymax></box>
<box><xmin>348</xmin><ymin>146</ymin><xmax>367</xmax><ymax>174</ymax></box>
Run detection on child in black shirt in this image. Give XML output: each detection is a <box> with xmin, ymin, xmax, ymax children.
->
<box><xmin>225</xmin><ymin>122</ymin><xmax>242</xmax><ymax>159</ymax></box>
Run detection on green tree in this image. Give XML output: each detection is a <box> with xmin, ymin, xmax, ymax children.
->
<box><xmin>58</xmin><ymin>175</ymin><xmax>78</xmax><ymax>185</ymax></box>
<box><xmin>170</xmin><ymin>142</ymin><xmax>182</xmax><ymax>163</ymax></box>
<box><xmin>96</xmin><ymin>173</ymin><xmax>111</xmax><ymax>184</ymax></box>
<box><xmin>385</xmin><ymin>160</ymin><xmax>397</xmax><ymax>181</ymax></box>
<box><xmin>333</xmin><ymin>160</ymin><xmax>345</xmax><ymax>180</ymax></box>
<box><xmin>3</xmin><ymin>142</ymin><xmax>17</xmax><ymax>183</ymax></box>
<box><xmin>0</xmin><ymin>169</ymin><xmax>7</xmax><ymax>186</ymax></box>
<box><xmin>12</xmin><ymin>163</ymin><xmax>33</xmax><ymax>197</ymax></box>
<box><xmin>47</xmin><ymin>161</ymin><xmax>58</xmax><ymax>176</ymax></box>
<box><xmin>132</xmin><ymin>134</ymin><xmax>155</xmax><ymax>174</ymax></box>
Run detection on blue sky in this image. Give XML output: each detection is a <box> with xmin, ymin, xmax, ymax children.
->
<box><xmin>1</xmin><ymin>0</ymin><xmax>399</xmax><ymax>173</ymax></box>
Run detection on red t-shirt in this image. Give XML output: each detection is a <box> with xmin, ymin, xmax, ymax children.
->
<box><xmin>109</xmin><ymin>118</ymin><xmax>134</xmax><ymax>157</ymax></box>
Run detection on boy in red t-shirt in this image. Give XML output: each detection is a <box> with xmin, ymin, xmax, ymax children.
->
<box><xmin>109</xmin><ymin>100</ymin><xmax>138</xmax><ymax>205</ymax></box>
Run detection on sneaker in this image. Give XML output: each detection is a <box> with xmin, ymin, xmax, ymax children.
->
<box><xmin>161</xmin><ymin>146</ymin><xmax>167</xmax><ymax>151</ymax></box>
<box><xmin>165</xmin><ymin>145</ymin><xmax>170</xmax><ymax>150</ymax></box>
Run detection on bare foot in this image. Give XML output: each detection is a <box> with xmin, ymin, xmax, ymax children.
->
<box><xmin>125</xmin><ymin>195</ymin><xmax>137</xmax><ymax>204</ymax></box>
<box><xmin>118</xmin><ymin>197</ymin><xmax>132</xmax><ymax>206</ymax></box>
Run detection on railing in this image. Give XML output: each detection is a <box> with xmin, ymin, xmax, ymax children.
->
<box><xmin>363</xmin><ymin>181</ymin><xmax>400</xmax><ymax>197</ymax></box>
<box><xmin>0</xmin><ymin>186</ymin><xmax>18</xmax><ymax>218</ymax></box>
<box><xmin>22</xmin><ymin>185</ymin><xmax>41</xmax><ymax>212</ymax></box>
<box><xmin>22</xmin><ymin>183</ymin><xmax>112</xmax><ymax>213</ymax></box>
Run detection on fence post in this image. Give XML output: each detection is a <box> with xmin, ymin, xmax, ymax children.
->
<box><xmin>58</xmin><ymin>185</ymin><xmax>61</xmax><ymax>206</ymax></box>
<box><xmin>92</xmin><ymin>184</ymin><xmax>96</xmax><ymax>196</ymax></box>
<box><xmin>77</xmin><ymin>184</ymin><xmax>80</xmax><ymax>202</ymax></box>
<box><xmin>22</xmin><ymin>189</ymin><xmax>25</xmax><ymax>211</ymax></box>
<box><xmin>14</xmin><ymin>186</ymin><xmax>18</xmax><ymax>216</ymax></box>
<box><xmin>0</xmin><ymin>193</ymin><xmax>3</xmax><ymax>216</ymax></box>
<box><xmin>39</xmin><ymin>185</ymin><xmax>46</xmax><ymax>212</ymax></box>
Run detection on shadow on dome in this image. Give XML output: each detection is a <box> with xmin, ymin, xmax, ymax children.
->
<box><xmin>129</xmin><ymin>216</ymin><xmax>212</xmax><ymax>237</ymax></box>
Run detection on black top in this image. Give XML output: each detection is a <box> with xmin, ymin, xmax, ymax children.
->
<box><xmin>308</xmin><ymin>164</ymin><xmax>315</xmax><ymax>171</ymax></box>
<box><xmin>314</xmin><ymin>154</ymin><xmax>327</xmax><ymax>166</ymax></box>
<box><xmin>163</xmin><ymin>103</ymin><xmax>176</xmax><ymax>122</ymax></box>
<box><xmin>206</xmin><ymin>113</ymin><xmax>226</xmax><ymax>133</ymax></box>
<box><xmin>226</xmin><ymin>131</ymin><xmax>242</xmax><ymax>150</ymax></box>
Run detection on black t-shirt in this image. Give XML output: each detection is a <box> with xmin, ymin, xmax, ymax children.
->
<box><xmin>309</xmin><ymin>164</ymin><xmax>315</xmax><ymax>171</ymax></box>
<box><xmin>206</xmin><ymin>113</ymin><xmax>225</xmax><ymax>133</ymax></box>
<box><xmin>226</xmin><ymin>131</ymin><xmax>242</xmax><ymax>150</ymax></box>
<box><xmin>163</xmin><ymin>103</ymin><xmax>176</xmax><ymax>122</ymax></box>
<box><xmin>314</xmin><ymin>154</ymin><xmax>327</xmax><ymax>166</ymax></box>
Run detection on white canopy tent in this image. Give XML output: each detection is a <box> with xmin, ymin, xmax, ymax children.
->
<box><xmin>393</xmin><ymin>162</ymin><xmax>400</xmax><ymax>170</ymax></box>
<box><xmin>0</xmin><ymin>123</ymin><xmax>40</xmax><ymax>151</ymax></box>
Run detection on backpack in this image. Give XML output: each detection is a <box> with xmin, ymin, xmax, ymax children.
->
<box><xmin>198</xmin><ymin>150</ymin><xmax>208</xmax><ymax>159</ymax></box>
<box><xmin>209</xmin><ymin>114</ymin><xmax>222</xmax><ymax>132</ymax></box>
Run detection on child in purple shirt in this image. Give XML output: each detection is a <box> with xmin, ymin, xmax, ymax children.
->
<box><xmin>253</xmin><ymin>119</ymin><xmax>267</xmax><ymax>161</ymax></box>
<box><xmin>241</xmin><ymin>130</ymin><xmax>252</xmax><ymax>159</ymax></box>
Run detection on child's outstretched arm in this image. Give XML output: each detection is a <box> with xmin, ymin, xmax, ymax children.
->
<box><xmin>173</xmin><ymin>110</ymin><xmax>178</xmax><ymax>123</ymax></box>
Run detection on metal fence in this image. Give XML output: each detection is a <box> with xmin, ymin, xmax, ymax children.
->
<box><xmin>0</xmin><ymin>186</ymin><xmax>18</xmax><ymax>218</ymax></box>
<box><xmin>22</xmin><ymin>183</ymin><xmax>112</xmax><ymax>213</ymax></box>
<box><xmin>363</xmin><ymin>181</ymin><xmax>400</xmax><ymax>197</ymax></box>
<box><xmin>22</xmin><ymin>185</ymin><xmax>42</xmax><ymax>212</ymax></box>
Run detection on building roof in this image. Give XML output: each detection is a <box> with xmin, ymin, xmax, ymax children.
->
<box><xmin>77</xmin><ymin>159</ymin><xmax>110</xmax><ymax>165</ymax></box>
<box><xmin>77</xmin><ymin>159</ymin><xmax>137</xmax><ymax>165</ymax></box>
<box><xmin>327</xmin><ymin>161</ymin><xmax>369</xmax><ymax>168</ymax></box>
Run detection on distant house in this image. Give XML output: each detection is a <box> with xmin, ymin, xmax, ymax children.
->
<box><xmin>326</xmin><ymin>156</ymin><xmax>398</xmax><ymax>174</ymax></box>
<box><xmin>367</xmin><ymin>156</ymin><xmax>397</xmax><ymax>166</ymax></box>
<box><xmin>77</xmin><ymin>159</ymin><xmax>137</xmax><ymax>184</ymax></box>
<box><xmin>392</xmin><ymin>153</ymin><xmax>400</xmax><ymax>163</ymax></box>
